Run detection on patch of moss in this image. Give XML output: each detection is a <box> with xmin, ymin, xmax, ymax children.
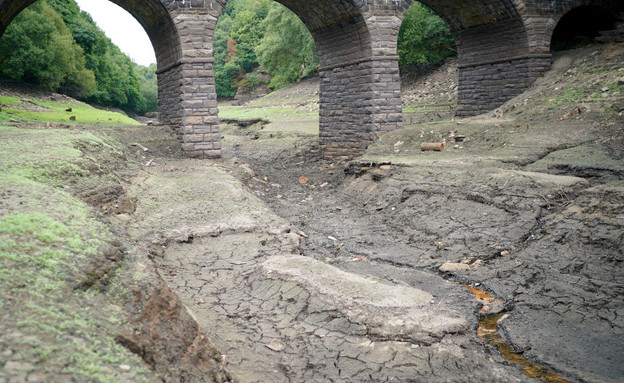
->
<box><xmin>0</xmin><ymin>96</ymin><xmax>140</xmax><ymax>126</ymax></box>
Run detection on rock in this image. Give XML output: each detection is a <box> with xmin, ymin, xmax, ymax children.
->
<box><xmin>439</xmin><ymin>262</ymin><xmax>471</xmax><ymax>272</ymax></box>
<box><xmin>65</xmin><ymin>107</ymin><xmax>72</xmax><ymax>112</ymax></box>
<box><xmin>69</xmin><ymin>116</ymin><xmax>76</xmax><ymax>121</ymax></box>
<box><xmin>265</xmin><ymin>339</ymin><xmax>287</xmax><ymax>352</ymax></box>
<box><xmin>26</xmin><ymin>371</ymin><xmax>48</xmax><ymax>382</ymax></box>
<box><xmin>481</xmin><ymin>298</ymin><xmax>505</xmax><ymax>315</ymax></box>
<box><xmin>618</xmin><ymin>77</ymin><xmax>624</xmax><ymax>86</ymax></box>
<box><xmin>4</xmin><ymin>361</ymin><xmax>33</xmax><ymax>373</ymax></box>
<box><xmin>173</xmin><ymin>232</ymin><xmax>193</xmax><ymax>243</ymax></box>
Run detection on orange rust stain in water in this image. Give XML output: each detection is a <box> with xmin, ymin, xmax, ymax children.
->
<box><xmin>466</xmin><ymin>284</ymin><xmax>494</xmax><ymax>302</ymax></box>
<box><xmin>460</xmin><ymin>283</ymin><xmax>573</xmax><ymax>383</ymax></box>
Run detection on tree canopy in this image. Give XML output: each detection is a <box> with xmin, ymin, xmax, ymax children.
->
<box><xmin>213</xmin><ymin>0</ymin><xmax>454</xmax><ymax>98</ymax></box>
<box><xmin>214</xmin><ymin>0</ymin><xmax>319</xmax><ymax>97</ymax></box>
<box><xmin>397</xmin><ymin>3</ymin><xmax>455</xmax><ymax>67</ymax></box>
<box><xmin>0</xmin><ymin>0</ymin><xmax>155</xmax><ymax>113</ymax></box>
<box><xmin>1</xmin><ymin>0</ymin><xmax>455</xmax><ymax>106</ymax></box>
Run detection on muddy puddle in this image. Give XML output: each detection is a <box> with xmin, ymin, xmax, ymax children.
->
<box><xmin>463</xmin><ymin>284</ymin><xmax>573</xmax><ymax>383</ymax></box>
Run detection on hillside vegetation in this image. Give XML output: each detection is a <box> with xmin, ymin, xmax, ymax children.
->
<box><xmin>214</xmin><ymin>0</ymin><xmax>455</xmax><ymax>97</ymax></box>
<box><xmin>0</xmin><ymin>0</ymin><xmax>156</xmax><ymax>114</ymax></box>
<box><xmin>0</xmin><ymin>0</ymin><xmax>454</xmax><ymax>104</ymax></box>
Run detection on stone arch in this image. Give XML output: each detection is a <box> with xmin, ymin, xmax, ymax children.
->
<box><xmin>546</xmin><ymin>1</ymin><xmax>623</xmax><ymax>51</ymax></box>
<box><xmin>362</xmin><ymin>0</ymin><xmax>539</xmax><ymax>117</ymax></box>
<box><xmin>210</xmin><ymin>0</ymin><xmax>381</xmax><ymax>157</ymax></box>
<box><xmin>275</xmin><ymin>0</ymin><xmax>377</xmax><ymax>156</ymax></box>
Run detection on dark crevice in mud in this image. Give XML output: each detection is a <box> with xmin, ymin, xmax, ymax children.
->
<box><xmin>74</xmin><ymin>239</ymin><xmax>125</xmax><ymax>291</ymax></box>
<box><xmin>503</xmin><ymin>142</ymin><xmax>586</xmax><ymax>167</ymax></box>
<box><xmin>546</xmin><ymin>164</ymin><xmax>624</xmax><ymax>181</ymax></box>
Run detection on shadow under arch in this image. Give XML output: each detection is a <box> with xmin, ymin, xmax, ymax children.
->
<box><xmin>549</xmin><ymin>2</ymin><xmax>622</xmax><ymax>51</ymax></box>
<box><xmin>392</xmin><ymin>0</ymin><xmax>538</xmax><ymax>116</ymax></box>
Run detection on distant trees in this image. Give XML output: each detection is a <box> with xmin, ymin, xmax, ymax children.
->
<box><xmin>213</xmin><ymin>0</ymin><xmax>454</xmax><ymax>98</ymax></box>
<box><xmin>255</xmin><ymin>5</ymin><xmax>318</xmax><ymax>90</ymax></box>
<box><xmin>0</xmin><ymin>1</ymin><xmax>95</xmax><ymax>97</ymax></box>
<box><xmin>0</xmin><ymin>0</ymin><xmax>455</xmax><ymax>107</ymax></box>
<box><xmin>213</xmin><ymin>0</ymin><xmax>318</xmax><ymax>97</ymax></box>
<box><xmin>0</xmin><ymin>0</ymin><xmax>153</xmax><ymax>113</ymax></box>
<box><xmin>397</xmin><ymin>3</ymin><xmax>456</xmax><ymax>67</ymax></box>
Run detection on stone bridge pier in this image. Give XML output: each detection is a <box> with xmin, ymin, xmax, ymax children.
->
<box><xmin>0</xmin><ymin>0</ymin><xmax>622</xmax><ymax>158</ymax></box>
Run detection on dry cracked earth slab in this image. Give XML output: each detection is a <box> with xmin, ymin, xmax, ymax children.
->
<box><xmin>219</xmin><ymin>119</ymin><xmax>623</xmax><ymax>383</ymax></box>
<box><xmin>120</xmin><ymin>159</ymin><xmax>533</xmax><ymax>383</ymax></box>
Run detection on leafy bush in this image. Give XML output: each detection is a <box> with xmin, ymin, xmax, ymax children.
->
<box><xmin>0</xmin><ymin>1</ymin><xmax>95</xmax><ymax>97</ymax></box>
<box><xmin>255</xmin><ymin>5</ymin><xmax>318</xmax><ymax>90</ymax></box>
<box><xmin>397</xmin><ymin>3</ymin><xmax>456</xmax><ymax>67</ymax></box>
<box><xmin>0</xmin><ymin>0</ymin><xmax>148</xmax><ymax>113</ymax></box>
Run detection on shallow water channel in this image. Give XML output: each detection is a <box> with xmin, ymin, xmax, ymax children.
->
<box><xmin>463</xmin><ymin>284</ymin><xmax>573</xmax><ymax>383</ymax></box>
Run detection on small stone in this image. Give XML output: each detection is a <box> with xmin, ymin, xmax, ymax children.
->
<box><xmin>27</xmin><ymin>372</ymin><xmax>47</xmax><ymax>382</ymax></box>
<box><xmin>601</xmin><ymin>86</ymin><xmax>610</xmax><ymax>92</ymax></box>
<box><xmin>439</xmin><ymin>262</ymin><xmax>471</xmax><ymax>272</ymax></box>
<box><xmin>481</xmin><ymin>298</ymin><xmax>505</xmax><ymax>315</ymax></box>
<box><xmin>497</xmin><ymin>313</ymin><xmax>511</xmax><ymax>324</ymax></box>
<box><xmin>4</xmin><ymin>361</ymin><xmax>33</xmax><ymax>373</ymax></box>
<box><xmin>173</xmin><ymin>232</ymin><xmax>193</xmax><ymax>243</ymax></box>
<box><xmin>265</xmin><ymin>339</ymin><xmax>286</xmax><ymax>352</ymax></box>
<box><xmin>119</xmin><ymin>364</ymin><xmax>131</xmax><ymax>371</ymax></box>
<box><xmin>501</xmin><ymin>250</ymin><xmax>510</xmax><ymax>256</ymax></box>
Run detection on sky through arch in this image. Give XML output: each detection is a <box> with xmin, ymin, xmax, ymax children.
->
<box><xmin>75</xmin><ymin>0</ymin><xmax>156</xmax><ymax>66</ymax></box>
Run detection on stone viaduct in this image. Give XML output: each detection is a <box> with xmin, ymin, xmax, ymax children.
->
<box><xmin>1</xmin><ymin>0</ymin><xmax>622</xmax><ymax>158</ymax></box>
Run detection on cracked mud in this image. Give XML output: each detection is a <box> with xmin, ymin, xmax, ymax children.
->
<box><xmin>122</xmin><ymin>160</ymin><xmax>532</xmax><ymax>383</ymax></box>
<box><xmin>119</xmin><ymin>44</ymin><xmax>623</xmax><ymax>383</ymax></box>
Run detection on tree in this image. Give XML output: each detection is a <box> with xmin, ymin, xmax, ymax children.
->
<box><xmin>397</xmin><ymin>3</ymin><xmax>456</xmax><ymax>68</ymax></box>
<box><xmin>135</xmin><ymin>64</ymin><xmax>158</xmax><ymax>112</ymax></box>
<box><xmin>213</xmin><ymin>0</ymin><xmax>318</xmax><ymax>97</ymax></box>
<box><xmin>255</xmin><ymin>5</ymin><xmax>318</xmax><ymax>90</ymax></box>
<box><xmin>45</xmin><ymin>0</ymin><xmax>147</xmax><ymax>112</ymax></box>
<box><xmin>0</xmin><ymin>0</ymin><xmax>95</xmax><ymax>97</ymax></box>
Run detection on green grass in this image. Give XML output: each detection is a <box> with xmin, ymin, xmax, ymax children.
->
<box><xmin>219</xmin><ymin>104</ymin><xmax>318</xmax><ymax>120</ymax></box>
<box><xmin>0</xmin><ymin>106</ymin><xmax>153</xmax><ymax>381</ymax></box>
<box><xmin>547</xmin><ymin>87</ymin><xmax>590</xmax><ymax>106</ymax></box>
<box><xmin>0</xmin><ymin>95</ymin><xmax>140</xmax><ymax>126</ymax></box>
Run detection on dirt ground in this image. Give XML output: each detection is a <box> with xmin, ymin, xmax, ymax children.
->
<box><xmin>115</xmin><ymin>43</ymin><xmax>623</xmax><ymax>382</ymax></box>
<box><xmin>1</xmin><ymin>42</ymin><xmax>622</xmax><ymax>383</ymax></box>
